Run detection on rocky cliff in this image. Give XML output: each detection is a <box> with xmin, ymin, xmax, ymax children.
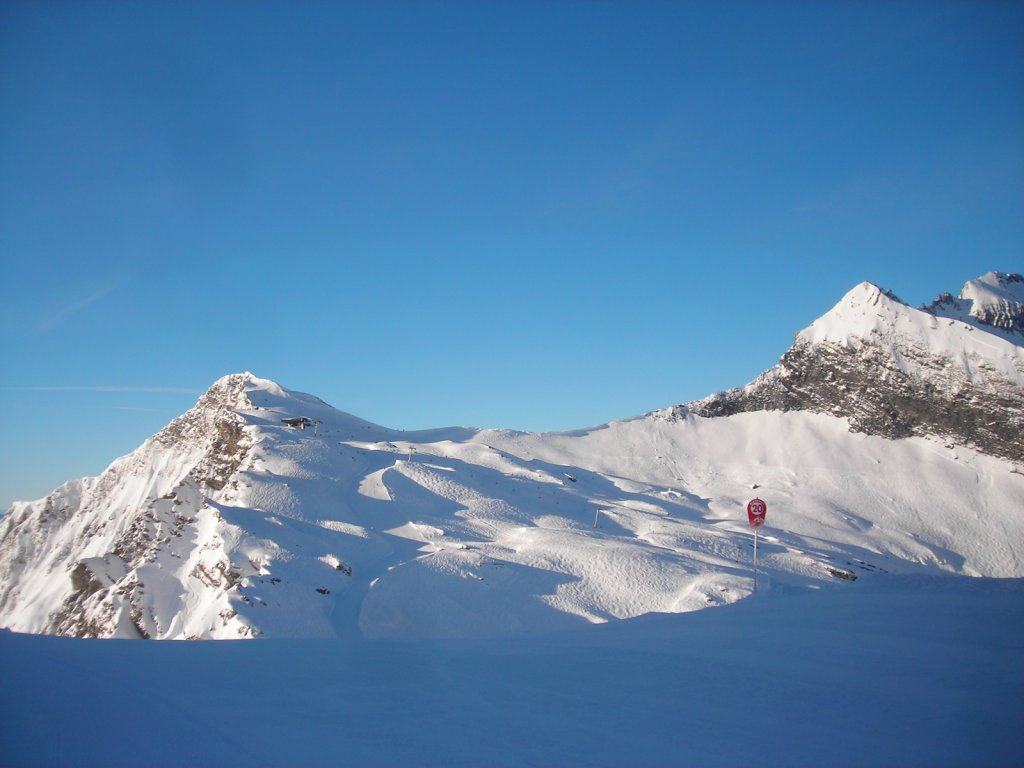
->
<box><xmin>688</xmin><ymin>275</ymin><xmax>1024</xmax><ymax>463</ymax></box>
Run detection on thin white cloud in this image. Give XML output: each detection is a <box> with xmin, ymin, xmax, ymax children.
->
<box><xmin>35</xmin><ymin>284</ymin><xmax>119</xmax><ymax>334</ymax></box>
<box><xmin>2</xmin><ymin>386</ymin><xmax>201</xmax><ymax>394</ymax></box>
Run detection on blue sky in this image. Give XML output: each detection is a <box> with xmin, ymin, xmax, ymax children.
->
<box><xmin>1</xmin><ymin>0</ymin><xmax>1022</xmax><ymax>508</ymax></box>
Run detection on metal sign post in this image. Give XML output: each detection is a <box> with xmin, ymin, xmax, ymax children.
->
<box><xmin>746</xmin><ymin>498</ymin><xmax>767</xmax><ymax>593</ymax></box>
<box><xmin>753</xmin><ymin>528</ymin><xmax>759</xmax><ymax>592</ymax></box>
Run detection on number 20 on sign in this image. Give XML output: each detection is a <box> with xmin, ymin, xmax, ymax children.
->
<box><xmin>747</xmin><ymin>498</ymin><xmax>767</xmax><ymax>528</ymax></box>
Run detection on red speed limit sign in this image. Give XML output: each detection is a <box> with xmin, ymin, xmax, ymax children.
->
<box><xmin>747</xmin><ymin>498</ymin><xmax>767</xmax><ymax>528</ymax></box>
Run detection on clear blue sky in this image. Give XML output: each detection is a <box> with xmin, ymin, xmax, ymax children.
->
<box><xmin>1</xmin><ymin>0</ymin><xmax>1022</xmax><ymax>508</ymax></box>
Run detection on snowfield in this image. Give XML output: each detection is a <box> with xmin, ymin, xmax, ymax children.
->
<box><xmin>2</xmin><ymin>575</ymin><xmax>1021</xmax><ymax>768</ymax></box>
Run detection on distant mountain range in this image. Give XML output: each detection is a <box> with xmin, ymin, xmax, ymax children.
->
<box><xmin>1</xmin><ymin>273</ymin><xmax>1021</xmax><ymax>639</ymax></box>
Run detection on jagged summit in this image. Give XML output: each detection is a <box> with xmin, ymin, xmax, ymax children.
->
<box><xmin>794</xmin><ymin>277</ymin><xmax>1022</xmax><ymax>385</ymax></box>
<box><xmin>924</xmin><ymin>271</ymin><xmax>1024</xmax><ymax>338</ymax></box>
<box><xmin>194</xmin><ymin>372</ymin><xmax>390</xmax><ymax>436</ymax></box>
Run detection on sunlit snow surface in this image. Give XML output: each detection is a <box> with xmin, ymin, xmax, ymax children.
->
<box><xmin>2</xmin><ymin>371</ymin><xmax>1023</xmax><ymax>765</ymax></box>
<box><xmin>187</xmin><ymin>376</ymin><xmax>1024</xmax><ymax>639</ymax></box>
<box><xmin>926</xmin><ymin>271</ymin><xmax>1024</xmax><ymax>341</ymax></box>
<box><xmin>801</xmin><ymin>281</ymin><xmax>1023</xmax><ymax>385</ymax></box>
<box><xmin>2</xmin><ymin>372</ymin><xmax>1023</xmax><ymax>642</ymax></box>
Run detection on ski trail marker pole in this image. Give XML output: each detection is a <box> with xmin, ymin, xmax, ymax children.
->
<box><xmin>753</xmin><ymin>527</ymin><xmax>758</xmax><ymax>592</ymax></box>
<box><xmin>746</xmin><ymin>498</ymin><xmax>767</xmax><ymax>593</ymax></box>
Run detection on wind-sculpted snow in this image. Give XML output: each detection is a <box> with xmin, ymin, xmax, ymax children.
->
<box><xmin>2</xmin><ymin>275</ymin><xmax>1023</xmax><ymax>640</ymax></box>
<box><xmin>2</xmin><ymin>358</ymin><xmax>1022</xmax><ymax>640</ymax></box>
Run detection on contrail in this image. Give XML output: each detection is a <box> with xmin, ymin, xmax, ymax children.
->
<box><xmin>35</xmin><ymin>283</ymin><xmax>118</xmax><ymax>334</ymax></box>
<box><xmin>2</xmin><ymin>386</ymin><xmax>200</xmax><ymax>394</ymax></box>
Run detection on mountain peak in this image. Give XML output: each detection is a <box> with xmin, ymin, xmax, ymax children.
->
<box><xmin>923</xmin><ymin>272</ymin><xmax>1024</xmax><ymax>338</ymax></box>
<box><xmin>972</xmin><ymin>270</ymin><xmax>1024</xmax><ymax>293</ymax></box>
<box><xmin>850</xmin><ymin>280</ymin><xmax>905</xmax><ymax>304</ymax></box>
<box><xmin>797</xmin><ymin>280</ymin><xmax>909</xmax><ymax>348</ymax></box>
<box><xmin>207</xmin><ymin>371</ymin><xmax>281</xmax><ymax>397</ymax></box>
<box><xmin>690</xmin><ymin>272</ymin><xmax>1023</xmax><ymax>462</ymax></box>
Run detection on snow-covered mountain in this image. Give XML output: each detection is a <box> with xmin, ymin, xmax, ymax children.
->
<box><xmin>1</xmin><ymin>274</ymin><xmax>1022</xmax><ymax>640</ymax></box>
<box><xmin>924</xmin><ymin>270</ymin><xmax>1024</xmax><ymax>338</ymax></box>
<box><xmin>690</xmin><ymin>272</ymin><xmax>1024</xmax><ymax>462</ymax></box>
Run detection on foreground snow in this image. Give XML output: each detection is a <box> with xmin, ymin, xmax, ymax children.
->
<box><xmin>2</xmin><ymin>574</ymin><xmax>1021</xmax><ymax>768</ymax></box>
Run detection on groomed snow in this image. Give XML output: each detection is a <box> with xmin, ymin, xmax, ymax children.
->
<box><xmin>2</xmin><ymin>575</ymin><xmax>1020</xmax><ymax>767</ymax></box>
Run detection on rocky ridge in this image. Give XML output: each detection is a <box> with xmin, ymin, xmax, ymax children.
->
<box><xmin>924</xmin><ymin>271</ymin><xmax>1024</xmax><ymax>337</ymax></box>
<box><xmin>0</xmin><ymin>374</ymin><xmax>258</xmax><ymax>638</ymax></box>
<box><xmin>687</xmin><ymin>274</ymin><xmax>1024</xmax><ymax>463</ymax></box>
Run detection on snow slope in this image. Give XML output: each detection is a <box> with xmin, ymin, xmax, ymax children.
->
<box><xmin>1</xmin><ymin>273</ymin><xmax>1022</xmax><ymax>766</ymax></box>
<box><xmin>925</xmin><ymin>271</ymin><xmax>1024</xmax><ymax>338</ymax></box>
<box><xmin>1</xmin><ymin>370</ymin><xmax>1021</xmax><ymax>640</ymax></box>
<box><xmin>801</xmin><ymin>281</ymin><xmax>1023</xmax><ymax>386</ymax></box>
<box><xmin>1</xmin><ymin>273</ymin><xmax>1021</xmax><ymax>642</ymax></box>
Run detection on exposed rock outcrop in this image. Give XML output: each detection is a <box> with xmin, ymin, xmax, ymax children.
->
<box><xmin>0</xmin><ymin>374</ymin><xmax>259</xmax><ymax>638</ymax></box>
<box><xmin>689</xmin><ymin>277</ymin><xmax>1024</xmax><ymax>462</ymax></box>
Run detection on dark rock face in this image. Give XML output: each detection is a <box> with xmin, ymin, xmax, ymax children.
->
<box><xmin>687</xmin><ymin>276</ymin><xmax>1024</xmax><ymax>463</ymax></box>
<box><xmin>155</xmin><ymin>373</ymin><xmax>253</xmax><ymax>492</ymax></box>
<box><xmin>691</xmin><ymin>339</ymin><xmax>1024</xmax><ymax>463</ymax></box>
